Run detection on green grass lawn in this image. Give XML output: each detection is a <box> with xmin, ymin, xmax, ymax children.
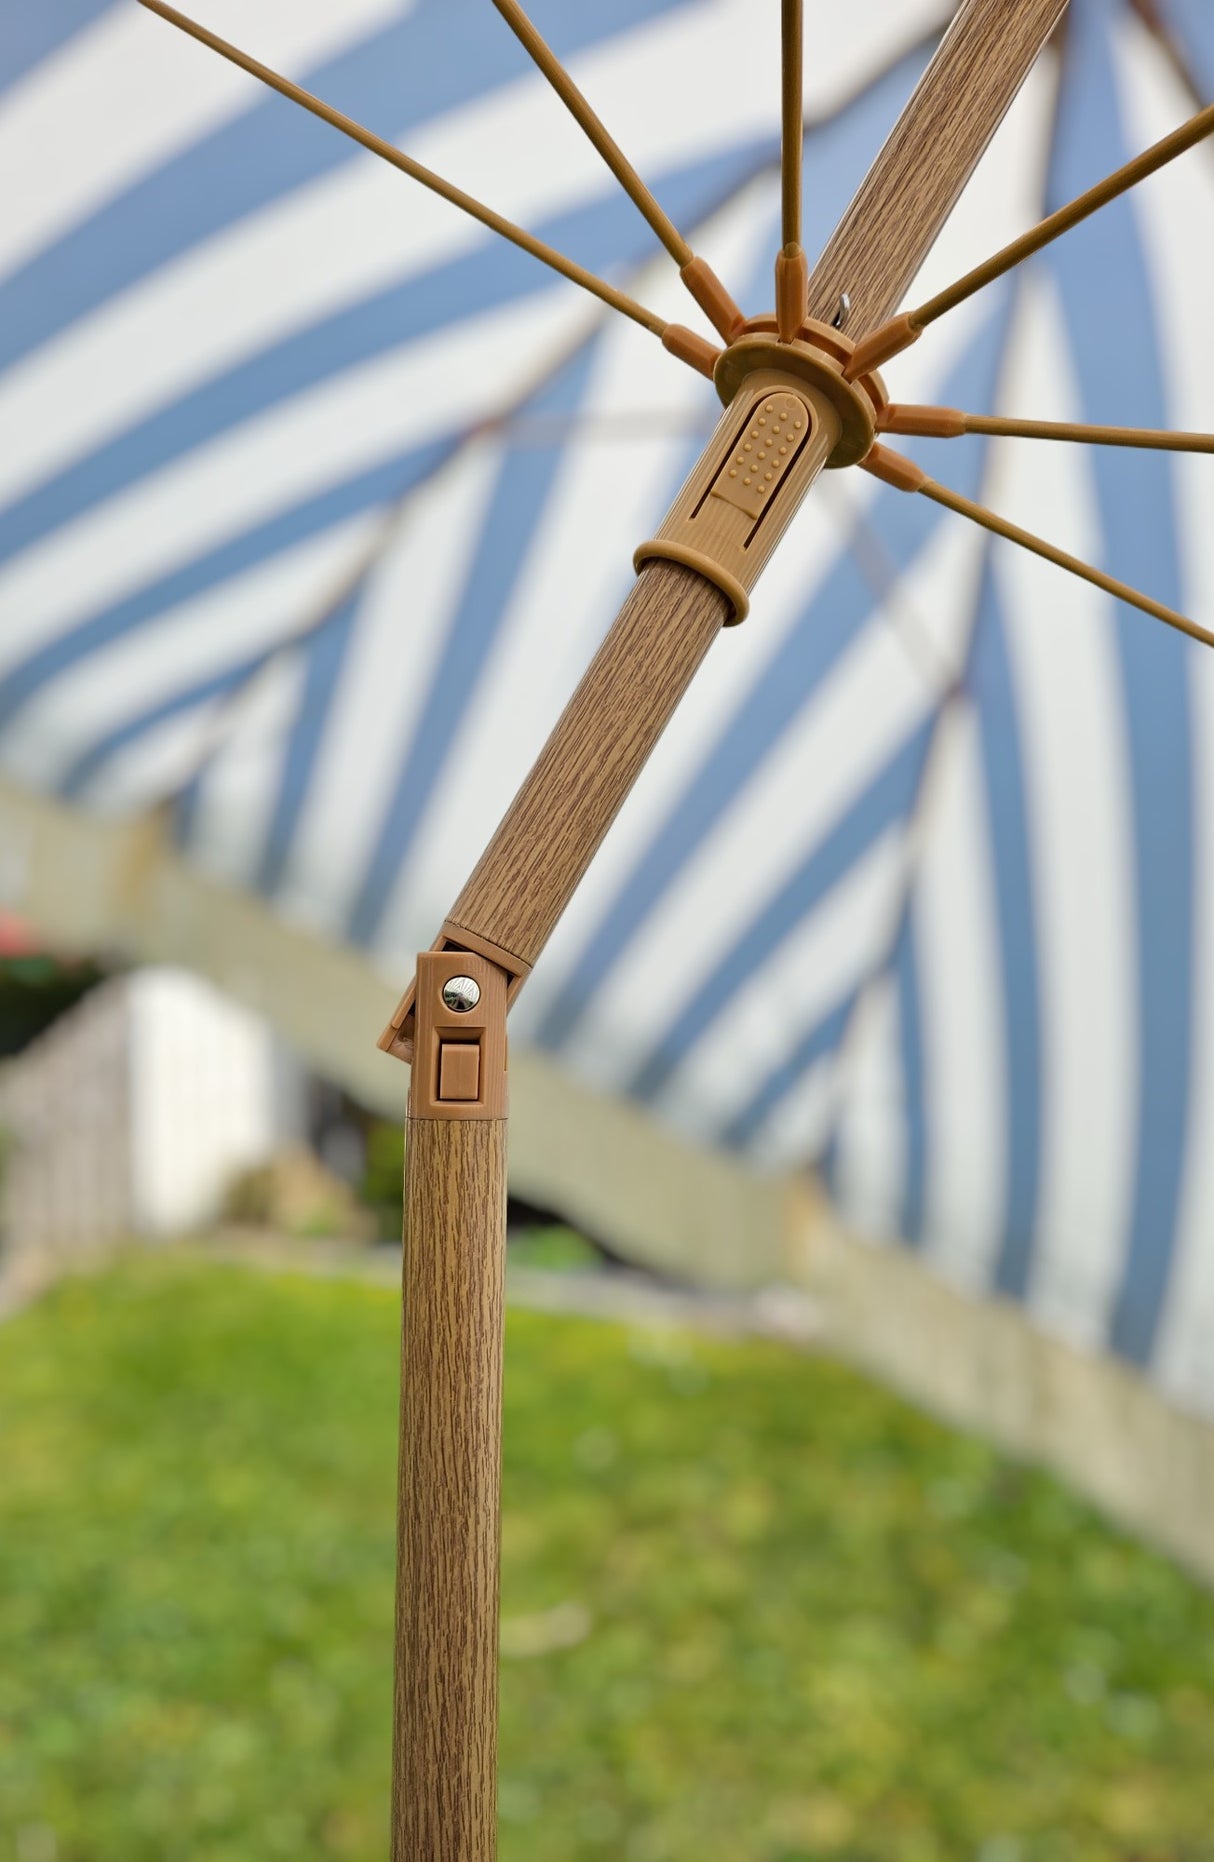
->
<box><xmin>1</xmin><ymin>1253</ymin><xmax>1212</xmax><ymax>1862</ymax></box>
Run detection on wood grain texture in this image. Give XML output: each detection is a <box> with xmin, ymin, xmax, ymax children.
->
<box><xmin>393</xmin><ymin>1114</ymin><xmax>508</xmax><ymax>1862</ymax></box>
<box><xmin>448</xmin><ymin>560</ymin><xmax>729</xmax><ymax>969</ymax></box>
<box><xmin>806</xmin><ymin>0</ymin><xmax>1070</xmax><ymax>330</ymax></box>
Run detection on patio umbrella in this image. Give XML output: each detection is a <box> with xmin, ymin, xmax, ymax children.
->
<box><xmin>3</xmin><ymin>0</ymin><xmax>1214</xmax><ymax>1848</ymax></box>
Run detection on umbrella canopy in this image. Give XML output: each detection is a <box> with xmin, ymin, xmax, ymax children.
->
<box><xmin>2</xmin><ymin>0</ymin><xmax>1213</xmax><ymax>1411</ymax></box>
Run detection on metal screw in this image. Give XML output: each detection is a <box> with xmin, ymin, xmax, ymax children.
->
<box><xmin>441</xmin><ymin>974</ymin><xmax>481</xmax><ymax>1013</ymax></box>
<box><xmin>832</xmin><ymin>291</ymin><xmax>851</xmax><ymax>330</ymax></box>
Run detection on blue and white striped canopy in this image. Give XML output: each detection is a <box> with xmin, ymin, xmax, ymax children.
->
<box><xmin>3</xmin><ymin>0</ymin><xmax>1214</xmax><ymax>1410</ymax></box>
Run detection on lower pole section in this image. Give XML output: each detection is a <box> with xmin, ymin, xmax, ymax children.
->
<box><xmin>393</xmin><ymin>1110</ymin><xmax>508</xmax><ymax>1861</ymax></box>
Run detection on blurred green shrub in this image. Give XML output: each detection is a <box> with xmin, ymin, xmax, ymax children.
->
<box><xmin>0</xmin><ymin>952</ymin><xmax>108</xmax><ymax>1057</ymax></box>
<box><xmin>223</xmin><ymin>1146</ymin><xmax>372</xmax><ymax>1240</ymax></box>
<box><xmin>361</xmin><ymin>1121</ymin><xmax>404</xmax><ymax>1241</ymax></box>
<box><xmin>3</xmin><ymin>1255</ymin><xmax>1214</xmax><ymax>1861</ymax></box>
<box><xmin>508</xmin><ymin>1226</ymin><xmax>600</xmax><ymax>1271</ymax></box>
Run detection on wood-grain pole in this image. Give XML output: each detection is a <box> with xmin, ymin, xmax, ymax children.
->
<box><xmin>807</xmin><ymin>0</ymin><xmax>1070</xmax><ymax>330</ymax></box>
<box><xmin>430</xmin><ymin>0</ymin><xmax>1072</xmax><ymax>987</ymax></box>
<box><xmin>447</xmin><ymin>560</ymin><xmax>732</xmax><ymax>970</ymax></box>
<box><xmin>396</xmin><ymin>1120</ymin><xmax>506</xmax><ymax>1861</ymax></box>
<box><xmin>386</xmin><ymin>6</ymin><xmax>1071</xmax><ymax>1858</ymax></box>
<box><xmin>394</xmin><ymin>951</ymin><xmax>510</xmax><ymax>1862</ymax></box>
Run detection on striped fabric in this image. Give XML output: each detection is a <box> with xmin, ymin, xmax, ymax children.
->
<box><xmin>3</xmin><ymin>0</ymin><xmax>1213</xmax><ymax>1410</ymax></box>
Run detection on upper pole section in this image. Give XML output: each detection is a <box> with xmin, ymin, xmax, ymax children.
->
<box><xmin>377</xmin><ymin>0</ymin><xmax>1071</xmax><ymax>1058</ymax></box>
<box><xmin>806</xmin><ymin>0</ymin><xmax>1070</xmax><ymax>331</ymax></box>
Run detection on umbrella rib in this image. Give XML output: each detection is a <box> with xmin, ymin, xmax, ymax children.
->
<box><xmin>1126</xmin><ymin>0</ymin><xmax>1213</xmax><ymax>125</ymax></box>
<box><xmin>148</xmin><ymin>123</ymin><xmax>802</xmax><ymax>812</ymax></box>
<box><xmin>880</xmin><ymin>404</ymin><xmax>1214</xmax><ymax>454</ymax></box>
<box><xmin>134</xmin><ymin>0</ymin><xmax>721</xmax><ymax>365</ymax></box>
<box><xmin>491</xmin><ymin>0</ymin><xmax>691</xmax><ymax>265</ymax></box>
<box><xmin>846</xmin><ymin>97</ymin><xmax>1214</xmax><ymax>378</ymax></box>
<box><xmin>781</xmin><ymin>0</ymin><xmax>804</xmax><ymax>251</ymax></box>
<box><xmin>488</xmin><ymin>0</ymin><xmax>745</xmax><ymax>340</ymax></box>
<box><xmin>159</xmin><ymin>313</ymin><xmax>611</xmax><ymax>806</ymax></box>
<box><xmin>860</xmin><ymin>444</ymin><xmax>1214</xmax><ymax>650</ymax></box>
<box><xmin>775</xmin><ymin>0</ymin><xmax>809</xmax><ymax>340</ymax></box>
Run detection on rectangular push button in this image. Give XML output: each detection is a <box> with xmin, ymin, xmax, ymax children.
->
<box><xmin>438</xmin><ymin>1042</ymin><xmax>480</xmax><ymax>1103</ymax></box>
<box><xmin>709</xmin><ymin>390</ymin><xmax>812</xmax><ymax>521</ymax></box>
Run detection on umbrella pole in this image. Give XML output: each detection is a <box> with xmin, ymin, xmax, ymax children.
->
<box><xmin>394</xmin><ymin>950</ymin><xmax>510</xmax><ymax>1862</ymax></box>
<box><xmin>379</xmin><ymin>6</ymin><xmax>1071</xmax><ymax>1851</ymax></box>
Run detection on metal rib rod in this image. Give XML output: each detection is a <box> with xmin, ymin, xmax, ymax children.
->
<box><xmin>881</xmin><ymin>404</ymin><xmax>1214</xmax><ymax>453</ymax></box>
<box><xmin>491</xmin><ymin>0</ymin><xmax>690</xmax><ymax>264</ymax></box>
<box><xmin>925</xmin><ymin>477</ymin><xmax>1214</xmax><ymax>648</ymax></box>
<box><xmin>136</xmin><ymin>0</ymin><xmax>669</xmax><ymax>338</ymax></box>
<box><xmin>488</xmin><ymin>0</ymin><xmax>744</xmax><ymax>338</ymax></box>
<box><xmin>847</xmin><ymin>96</ymin><xmax>1214</xmax><ymax>377</ymax></box>
<box><xmin>774</xmin><ymin>0</ymin><xmax>808</xmax><ymax>339</ymax></box>
<box><xmin>859</xmin><ymin>445</ymin><xmax>1214</xmax><ymax>650</ymax></box>
<box><xmin>781</xmin><ymin>0</ymin><xmax>804</xmax><ymax>252</ymax></box>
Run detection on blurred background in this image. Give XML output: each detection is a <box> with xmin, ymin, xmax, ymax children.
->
<box><xmin>2</xmin><ymin>0</ymin><xmax>1214</xmax><ymax>1855</ymax></box>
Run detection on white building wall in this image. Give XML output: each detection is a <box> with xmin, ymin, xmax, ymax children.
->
<box><xmin>0</xmin><ymin>965</ymin><xmax>296</xmax><ymax>1264</ymax></box>
<box><xmin>128</xmin><ymin>967</ymin><xmax>283</xmax><ymax>1234</ymax></box>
